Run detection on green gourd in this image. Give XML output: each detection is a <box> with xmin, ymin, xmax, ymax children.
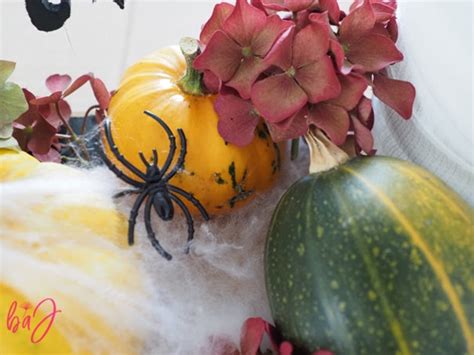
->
<box><xmin>265</xmin><ymin>129</ymin><xmax>474</xmax><ymax>355</ymax></box>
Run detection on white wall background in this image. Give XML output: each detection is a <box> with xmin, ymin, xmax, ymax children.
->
<box><xmin>0</xmin><ymin>0</ymin><xmax>224</xmax><ymax>111</ymax></box>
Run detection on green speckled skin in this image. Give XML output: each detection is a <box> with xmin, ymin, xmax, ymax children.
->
<box><xmin>265</xmin><ymin>156</ymin><xmax>474</xmax><ymax>355</ymax></box>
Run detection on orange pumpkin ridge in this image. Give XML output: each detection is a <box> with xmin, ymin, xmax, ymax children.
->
<box><xmin>106</xmin><ymin>45</ymin><xmax>282</xmax><ymax>216</ymax></box>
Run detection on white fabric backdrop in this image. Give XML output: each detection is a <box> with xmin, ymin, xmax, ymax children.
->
<box><xmin>374</xmin><ymin>1</ymin><xmax>473</xmax><ymax>205</ymax></box>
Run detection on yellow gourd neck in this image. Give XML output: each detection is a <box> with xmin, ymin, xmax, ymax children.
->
<box><xmin>305</xmin><ymin>128</ymin><xmax>349</xmax><ymax>174</ymax></box>
<box><xmin>177</xmin><ymin>37</ymin><xmax>205</xmax><ymax>96</ymax></box>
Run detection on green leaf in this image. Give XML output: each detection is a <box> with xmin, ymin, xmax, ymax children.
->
<box><xmin>0</xmin><ymin>60</ymin><xmax>16</xmax><ymax>84</ymax></box>
<box><xmin>0</xmin><ymin>135</ymin><xmax>20</xmax><ymax>150</ymax></box>
<box><xmin>0</xmin><ymin>82</ymin><xmax>28</xmax><ymax>125</ymax></box>
<box><xmin>0</xmin><ymin>122</ymin><xmax>14</xmax><ymax>139</ymax></box>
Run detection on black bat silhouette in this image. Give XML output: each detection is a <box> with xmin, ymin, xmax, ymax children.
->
<box><xmin>25</xmin><ymin>0</ymin><xmax>124</xmax><ymax>32</ymax></box>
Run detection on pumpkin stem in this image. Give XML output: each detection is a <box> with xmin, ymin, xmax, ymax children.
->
<box><xmin>177</xmin><ymin>37</ymin><xmax>204</xmax><ymax>96</ymax></box>
<box><xmin>305</xmin><ymin>128</ymin><xmax>349</xmax><ymax>174</ymax></box>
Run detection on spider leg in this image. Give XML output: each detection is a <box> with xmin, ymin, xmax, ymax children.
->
<box><xmin>143</xmin><ymin>111</ymin><xmax>176</xmax><ymax>177</ymax></box>
<box><xmin>128</xmin><ymin>186</ymin><xmax>153</xmax><ymax>245</ymax></box>
<box><xmin>138</xmin><ymin>152</ymin><xmax>150</xmax><ymax>168</ymax></box>
<box><xmin>152</xmin><ymin>149</ymin><xmax>158</xmax><ymax>166</ymax></box>
<box><xmin>144</xmin><ymin>194</ymin><xmax>173</xmax><ymax>260</ymax></box>
<box><xmin>163</xmin><ymin>129</ymin><xmax>186</xmax><ymax>181</ymax></box>
<box><xmin>103</xmin><ymin>119</ymin><xmax>147</xmax><ymax>181</ymax></box>
<box><xmin>168</xmin><ymin>185</ymin><xmax>210</xmax><ymax>221</ymax></box>
<box><xmin>169</xmin><ymin>194</ymin><xmax>195</xmax><ymax>254</ymax></box>
<box><xmin>114</xmin><ymin>189</ymin><xmax>140</xmax><ymax>199</ymax></box>
<box><xmin>99</xmin><ymin>146</ymin><xmax>143</xmax><ymax>188</ymax></box>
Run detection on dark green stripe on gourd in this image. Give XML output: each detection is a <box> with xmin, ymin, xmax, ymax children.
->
<box><xmin>265</xmin><ymin>130</ymin><xmax>474</xmax><ymax>355</ymax></box>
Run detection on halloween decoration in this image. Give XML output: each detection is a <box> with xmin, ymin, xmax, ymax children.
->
<box><xmin>25</xmin><ymin>0</ymin><xmax>71</xmax><ymax>32</ymax></box>
<box><xmin>100</xmin><ymin>111</ymin><xmax>210</xmax><ymax>260</ymax></box>
<box><xmin>25</xmin><ymin>0</ymin><xmax>125</xmax><ymax>32</ymax></box>
<box><xmin>107</xmin><ymin>42</ymin><xmax>281</xmax><ymax>216</ymax></box>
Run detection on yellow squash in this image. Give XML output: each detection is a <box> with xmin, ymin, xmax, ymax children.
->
<box><xmin>0</xmin><ymin>150</ymin><xmax>149</xmax><ymax>354</ymax></box>
<box><xmin>108</xmin><ymin>45</ymin><xmax>281</xmax><ymax>215</ymax></box>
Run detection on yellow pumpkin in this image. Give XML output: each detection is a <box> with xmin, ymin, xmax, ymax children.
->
<box><xmin>108</xmin><ymin>45</ymin><xmax>282</xmax><ymax>215</ymax></box>
<box><xmin>0</xmin><ymin>149</ymin><xmax>150</xmax><ymax>354</ymax></box>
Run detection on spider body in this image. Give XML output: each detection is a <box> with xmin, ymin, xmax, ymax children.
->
<box><xmin>100</xmin><ymin>110</ymin><xmax>209</xmax><ymax>260</ymax></box>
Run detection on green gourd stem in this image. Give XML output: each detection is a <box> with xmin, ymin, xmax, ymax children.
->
<box><xmin>305</xmin><ymin>128</ymin><xmax>349</xmax><ymax>174</ymax></box>
<box><xmin>177</xmin><ymin>37</ymin><xmax>204</xmax><ymax>96</ymax></box>
<box><xmin>290</xmin><ymin>138</ymin><xmax>300</xmax><ymax>160</ymax></box>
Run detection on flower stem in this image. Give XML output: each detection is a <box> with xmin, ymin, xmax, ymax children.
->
<box><xmin>290</xmin><ymin>138</ymin><xmax>300</xmax><ymax>160</ymax></box>
<box><xmin>305</xmin><ymin>127</ymin><xmax>349</xmax><ymax>174</ymax></box>
<box><xmin>54</xmin><ymin>102</ymin><xmax>91</xmax><ymax>162</ymax></box>
<box><xmin>81</xmin><ymin>104</ymin><xmax>100</xmax><ymax>135</ymax></box>
<box><xmin>177</xmin><ymin>37</ymin><xmax>204</xmax><ymax>96</ymax></box>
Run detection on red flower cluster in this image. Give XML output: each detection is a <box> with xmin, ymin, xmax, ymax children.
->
<box><xmin>208</xmin><ymin>317</ymin><xmax>333</xmax><ymax>355</ymax></box>
<box><xmin>194</xmin><ymin>0</ymin><xmax>415</xmax><ymax>153</ymax></box>
<box><xmin>13</xmin><ymin>73</ymin><xmax>110</xmax><ymax>162</ymax></box>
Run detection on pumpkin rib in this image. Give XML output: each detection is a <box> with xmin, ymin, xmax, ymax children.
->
<box><xmin>394</xmin><ymin>163</ymin><xmax>471</xmax><ymax>223</ymax></box>
<box><xmin>342</xmin><ymin>166</ymin><xmax>474</xmax><ymax>353</ymax></box>
<box><xmin>333</xmin><ymin>180</ymin><xmax>412</xmax><ymax>355</ymax></box>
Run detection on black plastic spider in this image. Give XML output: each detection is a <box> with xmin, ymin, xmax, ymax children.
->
<box><xmin>100</xmin><ymin>110</ymin><xmax>209</xmax><ymax>260</ymax></box>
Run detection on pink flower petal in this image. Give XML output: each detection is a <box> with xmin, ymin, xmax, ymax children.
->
<box><xmin>251</xmin><ymin>73</ymin><xmax>308</xmax><ymax>122</ymax></box>
<box><xmin>263</xmin><ymin>26</ymin><xmax>295</xmax><ymax>71</ymax></box>
<box><xmin>295</xmin><ymin>56</ymin><xmax>341</xmax><ymax>103</ymax></box>
<box><xmin>262</xmin><ymin>0</ymin><xmax>314</xmax><ymax>12</ymax></box>
<box><xmin>28</xmin><ymin>117</ymin><xmax>57</xmax><ymax>155</ymax></box>
<box><xmin>308</xmin><ymin>9</ymin><xmax>331</xmax><ymax>26</ymax></box>
<box><xmin>373</xmin><ymin>74</ymin><xmax>415</xmax><ymax>119</ymax></box>
<box><xmin>240</xmin><ymin>318</ymin><xmax>266</xmax><ymax>355</ymax></box>
<box><xmin>372</xmin><ymin>3</ymin><xmax>396</xmax><ymax>22</ymax></box>
<box><xmin>294</xmin><ymin>9</ymin><xmax>311</xmax><ymax>30</ymax></box>
<box><xmin>252</xmin><ymin>15</ymin><xmax>293</xmax><ymax>57</ymax></box>
<box><xmin>33</xmin><ymin>148</ymin><xmax>61</xmax><ymax>163</ymax></box>
<box><xmin>313</xmin><ymin>350</ymin><xmax>334</xmax><ymax>355</ymax></box>
<box><xmin>90</xmin><ymin>78</ymin><xmax>111</xmax><ymax>110</ymax></box>
<box><xmin>45</xmin><ymin>99</ymin><xmax>71</xmax><ymax>129</ymax></box>
<box><xmin>347</xmin><ymin>33</ymin><xmax>403</xmax><ymax>72</ymax></box>
<box><xmin>319</xmin><ymin>0</ymin><xmax>341</xmax><ymax>23</ymax></box>
<box><xmin>194</xmin><ymin>31</ymin><xmax>242</xmax><ymax>82</ymax></box>
<box><xmin>328</xmin><ymin>73</ymin><xmax>367</xmax><ymax>110</ymax></box>
<box><xmin>329</xmin><ymin>39</ymin><xmax>346</xmax><ymax>72</ymax></box>
<box><xmin>251</xmin><ymin>0</ymin><xmax>268</xmax><ymax>12</ymax></box>
<box><xmin>200</xmin><ymin>2</ymin><xmax>234</xmax><ymax>45</ymax></box>
<box><xmin>223</xmin><ymin>0</ymin><xmax>267</xmax><ymax>47</ymax></box>
<box><xmin>203</xmin><ymin>70</ymin><xmax>221</xmax><ymax>93</ymax></box>
<box><xmin>357</xmin><ymin>96</ymin><xmax>374</xmax><ymax>127</ymax></box>
<box><xmin>351</xmin><ymin>115</ymin><xmax>374</xmax><ymax>153</ymax></box>
<box><xmin>45</xmin><ymin>74</ymin><xmax>71</xmax><ymax>93</ymax></box>
<box><xmin>284</xmin><ymin>0</ymin><xmax>315</xmax><ymax>12</ymax></box>
<box><xmin>38</xmin><ymin>103</ymin><xmax>51</xmax><ymax>121</ymax></box>
<box><xmin>260</xmin><ymin>0</ymin><xmax>287</xmax><ymax>11</ymax></box>
<box><xmin>387</xmin><ymin>17</ymin><xmax>398</xmax><ymax>42</ymax></box>
<box><xmin>293</xmin><ymin>21</ymin><xmax>330</xmax><ymax>68</ymax></box>
<box><xmin>226</xmin><ymin>56</ymin><xmax>270</xmax><ymax>99</ymax></box>
<box><xmin>63</xmin><ymin>73</ymin><xmax>92</xmax><ymax>97</ymax></box>
<box><xmin>30</xmin><ymin>92</ymin><xmax>62</xmax><ymax>105</ymax></box>
<box><xmin>215</xmin><ymin>92</ymin><xmax>260</xmax><ymax>146</ymax></box>
<box><xmin>370</xmin><ymin>23</ymin><xmax>391</xmax><ymax>38</ymax></box>
<box><xmin>339</xmin><ymin>0</ymin><xmax>375</xmax><ymax>44</ymax></box>
<box><xmin>267</xmin><ymin>106</ymin><xmax>309</xmax><ymax>141</ymax></box>
<box><xmin>279</xmin><ymin>341</ymin><xmax>294</xmax><ymax>355</ymax></box>
<box><xmin>308</xmin><ymin>103</ymin><xmax>349</xmax><ymax>145</ymax></box>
